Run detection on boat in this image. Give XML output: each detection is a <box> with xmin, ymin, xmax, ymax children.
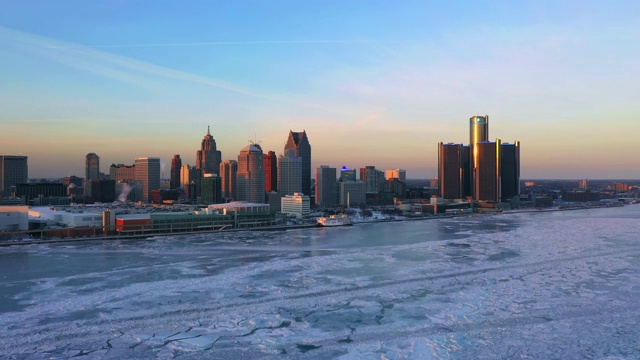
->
<box><xmin>317</xmin><ymin>214</ymin><xmax>352</xmax><ymax>227</ymax></box>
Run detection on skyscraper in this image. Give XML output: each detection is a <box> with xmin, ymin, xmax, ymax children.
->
<box><xmin>360</xmin><ymin>166</ymin><xmax>385</xmax><ymax>194</ymax></box>
<box><xmin>339</xmin><ymin>166</ymin><xmax>356</xmax><ymax>182</ymax></box>
<box><xmin>278</xmin><ymin>150</ymin><xmax>302</xmax><ymax>196</ymax></box>
<box><xmin>438</xmin><ymin>143</ymin><xmax>464</xmax><ymax>199</ymax></box>
<box><xmin>284</xmin><ymin>130</ymin><xmax>311</xmax><ymax>195</ymax></box>
<box><xmin>237</xmin><ymin>143</ymin><xmax>265</xmax><ymax>203</ymax></box>
<box><xmin>110</xmin><ymin>163</ymin><xmax>135</xmax><ymax>182</ymax></box>
<box><xmin>264</xmin><ymin>151</ymin><xmax>277</xmax><ymax>193</ymax></box>
<box><xmin>0</xmin><ymin>155</ymin><xmax>28</xmax><ymax>196</ymax></box>
<box><xmin>170</xmin><ymin>155</ymin><xmax>182</xmax><ymax>189</ymax></box>
<box><xmin>134</xmin><ymin>157</ymin><xmax>161</xmax><ymax>203</ymax></box>
<box><xmin>85</xmin><ymin>153</ymin><xmax>100</xmax><ymax>180</ymax></box>
<box><xmin>220</xmin><ymin>160</ymin><xmax>238</xmax><ymax>201</ymax></box>
<box><xmin>474</xmin><ymin>141</ymin><xmax>501</xmax><ymax>202</ymax></box>
<box><xmin>315</xmin><ymin>165</ymin><xmax>337</xmax><ymax>208</ymax></box>
<box><xmin>196</xmin><ymin>126</ymin><xmax>221</xmax><ymax>175</ymax></box>
<box><xmin>500</xmin><ymin>141</ymin><xmax>521</xmax><ymax>201</ymax></box>
<box><xmin>469</xmin><ymin>115</ymin><xmax>489</xmax><ymax>200</ymax></box>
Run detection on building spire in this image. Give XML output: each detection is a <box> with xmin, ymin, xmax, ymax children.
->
<box><xmin>207</xmin><ymin>125</ymin><xmax>210</xmax><ymax>135</ymax></box>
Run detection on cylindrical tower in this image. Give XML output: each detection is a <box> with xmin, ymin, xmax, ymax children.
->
<box><xmin>469</xmin><ymin>115</ymin><xmax>489</xmax><ymax>146</ymax></box>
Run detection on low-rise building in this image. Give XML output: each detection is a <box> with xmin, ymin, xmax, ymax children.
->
<box><xmin>281</xmin><ymin>193</ymin><xmax>310</xmax><ymax>219</ymax></box>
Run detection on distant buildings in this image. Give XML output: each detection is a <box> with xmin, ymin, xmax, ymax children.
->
<box><xmin>278</xmin><ymin>150</ymin><xmax>302</xmax><ymax>196</ymax></box>
<box><xmin>315</xmin><ymin>165</ymin><xmax>337</xmax><ymax>208</ymax></box>
<box><xmin>220</xmin><ymin>160</ymin><xmax>238</xmax><ymax>201</ymax></box>
<box><xmin>438</xmin><ymin>115</ymin><xmax>520</xmax><ymax>203</ymax></box>
<box><xmin>264</xmin><ymin>151</ymin><xmax>277</xmax><ymax>193</ymax></box>
<box><xmin>135</xmin><ymin>157</ymin><xmax>161</xmax><ymax>203</ymax></box>
<box><xmin>170</xmin><ymin>155</ymin><xmax>182</xmax><ymax>189</ymax></box>
<box><xmin>284</xmin><ymin>130</ymin><xmax>311</xmax><ymax>196</ymax></box>
<box><xmin>339</xmin><ymin>166</ymin><xmax>356</xmax><ymax>182</ymax></box>
<box><xmin>237</xmin><ymin>143</ymin><xmax>265</xmax><ymax>203</ymax></box>
<box><xmin>339</xmin><ymin>181</ymin><xmax>366</xmax><ymax>207</ymax></box>
<box><xmin>201</xmin><ymin>175</ymin><xmax>222</xmax><ymax>205</ymax></box>
<box><xmin>360</xmin><ymin>166</ymin><xmax>385</xmax><ymax>194</ymax></box>
<box><xmin>85</xmin><ymin>153</ymin><xmax>100</xmax><ymax>180</ymax></box>
<box><xmin>0</xmin><ymin>155</ymin><xmax>28</xmax><ymax>197</ymax></box>
<box><xmin>196</xmin><ymin>126</ymin><xmax>221</xmax><ymax>175</ymax></box>
<box><xmin>110</xmin><ymin>163</ymin><xmax>135</xmax><ymax>182</ymax></box>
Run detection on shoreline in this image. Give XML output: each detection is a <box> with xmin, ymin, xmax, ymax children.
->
<box><xmin>0</xmin><ymin>203</ymin><xmax>630</xmax><ymax>247</ymax></box>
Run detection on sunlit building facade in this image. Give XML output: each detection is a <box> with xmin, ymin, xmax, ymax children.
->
<box><xmin>237</xmin><ymin>143</ymin><xmax>265</xmax><ymax>203</ymax></box>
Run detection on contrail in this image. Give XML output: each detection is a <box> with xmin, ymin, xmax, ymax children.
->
<box><xmin>75</xmin><ymin>39</ymin><xmax>403</xmax><ymax>49</ymax></box>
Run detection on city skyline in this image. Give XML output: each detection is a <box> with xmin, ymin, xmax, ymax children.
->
<box><xmin>1</xmin><ymin>2</ymin><xmax>639</xmax><ymax>179</ymax></box>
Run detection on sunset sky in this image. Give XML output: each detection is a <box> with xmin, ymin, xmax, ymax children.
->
<box><xmin>1</xmin><ymin>1</ymin><xmax>638</xmax><ymax>179</ymax></box>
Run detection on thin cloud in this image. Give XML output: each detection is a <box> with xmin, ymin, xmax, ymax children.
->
<box><xmin>0</xmin><ymin>26</ymin><xmax>262</xmax><ymax>98</ymax></box>
<box><xmin>74</xmin><ymin>39</ymin><xmax>409</xmax><ymax>49</ymax></box>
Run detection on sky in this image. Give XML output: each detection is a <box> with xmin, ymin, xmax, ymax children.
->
<box><xmin>1</xmin><ymin>1</ymin><xmax>639</xmax><ymax>179</ymax></box>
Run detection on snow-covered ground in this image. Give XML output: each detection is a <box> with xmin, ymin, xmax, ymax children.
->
<box><xmin>1</xmin><ymin>205</ymin><xmax>639</xmax><ymax>358</ymax></box>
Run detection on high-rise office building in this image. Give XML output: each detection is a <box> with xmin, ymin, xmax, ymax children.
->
<box><xmin>385</xmin><ymin>169</ymin><xmax>406</xmax><ymax>183</ymax></box>
<box><xmin>315</xmin><ymin>165</ymin><xmax>337</xmax><ymax>208</ymax></box>
<box><xmin>196</xmin><ymin>126</ymin><xmax>221</xmax><ymax>175</ymax></box>
<box><xmin>110</xmin><ymin>164</ymin><xmax>135</xmax><ymax>182</ymax></box>
<box><xmin>134</xmin><ymin>157</ymin><xmax>161</xmax><ymax>203</ymax></box>
<box><xmin>85</xmin><ymin>153</ymin><xmax>100</xmax><ymax>180</ymax></box>
<box><xmin>0</xmin><ymin>155</ymin><xmax>28</xmax><ymax>197</ymax></box>
<box><xmin>438</xmin><ymin>143</ymin><xmax>465</xmax><ymax>199</ymax></box>
<box><xmin>264</xmin><ymin>151</ymin><xmax>277</xmax><ymax>193</ymax></box>
<box><xmin>339</xmin><ymin>181</ymin><xmax>366</xmax><ymax>207</ymax></box>
<box><xmin>284</xmin><ymin>130</ymin><xmax>311</xmax><ymax>195</ymax></box>
<box><xmin>469</xmin><ymin>115</ymin><xmax>489</xmax><ymax>200</ymax></box>
<box><xmin>200</xmin><ymin>175</ymin><xmax>222</xmax><ymax>205</ymax></box>
<box><xmin>277</xmin><ymin>150</ymin><xmax>302</xmax><ymax>196</ymax></box>
<box><xmin>500</xmin><ymin>141</ymin><xmax>520</xmax><ymax>202</ymax></box>
<box><xmin>360</xmin><ymin>166</ymin><xmax>385</xmax><ymax>194</ymax></box>
<box><xmin>170</xmin><ymin>155</ymin><xmax>182</xmax><ymax>189</ymax></box>
<box><xmin>237</xmin><ymin>143</ymin><xmax>265</xmax><ymax>203</ymax></box>
<box><xmin>438</xmin><ymin>115</ymin><xmax>518</xmax><ymax>202</ymax></box>
<box><xmin>339</xmin><ymin>166</ymin><xmax>357</xmax><ymax>182</ymax></box>
<box><xmin>220</xmin><ymin>160</ymin><xmax>238</xmax><ymax>201</ymax></box>
<box><xmin>474</xmin><ymin>141</ymin><xmax>501</xmax><ymax>202</ymax></box>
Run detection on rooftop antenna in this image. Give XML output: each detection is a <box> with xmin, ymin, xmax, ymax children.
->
<box><xmin>207</xmin><ymin>125</ymin><xmax>210</xmax><ymax>135</ymax></box>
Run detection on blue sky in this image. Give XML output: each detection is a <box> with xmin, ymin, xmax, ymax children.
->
<box><xmin>1</xmin><ymin>1</ymin><xmax>639</xmax><ymax>179</ymax></box>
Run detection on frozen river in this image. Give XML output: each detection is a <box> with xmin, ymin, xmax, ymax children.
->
<box><xmin>1</xmin><ymin>205</ymin><xmax>640</xmax><ymax>359</ymax></box>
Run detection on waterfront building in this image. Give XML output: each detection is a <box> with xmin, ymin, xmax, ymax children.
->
<box><xmin>339</xmin><ymin>166</ymin><xmax>357</xmax><ymax>182</ymax></box>
<box><xmin>264</xmin><ymin>151</ymin><xmax>277</xmax><ymax>193</ymax></box>
<box><xmin>277</xmin><ymin>150</ymin><xmax>302</xmax><ymax>196</ymax></box>
<box><xmin>474</xmin><ymin>141</ymin><xmax>501</xmax><ymax>202</ymax></box>
<box><xmin>0</xmin><ymin>205</ymin><xmax>28</xmax><ymax>231</ymax></box>
<box><xmin>0</xmin><ymin>155</ymin><xmax>28</xmax><ymax>197</ymax></box>
<box><xmin>579</xmin><ymin>179</ymin><xmax>589</xmax><ymax>189</ymax></box>
<box><xmin>469</xmin><ymin>115</ymin><xmax>489</xmax><ymax>200</ymax></box>
<box><xmin>500</xmin><ymin>142</ymin><xmax>521</xmax><ymax>202</ymax></box>
<box><xmin>170</xmin><ymin>155</ymin><xmax>182</xmax><ymax>189</ymax></box>
<box><xmin>237</xmin><ymin>143</ymin><xmax>265</xmax><ymax>203</ymax></box>
<box><xmin>196</xmin><ymin>126</ymin><xmax>221</xmax><ymax>175</ymax></box>
<box><xmin>315</xmin><ymin>165</ymin><xmax>337</xmax><ymax>208</ymax></box>
<box><xmin>281</xmin><ymin>192</ymin><xmax>310</xmax><ymax>219</ymax></box>
<box><xmin>134</xmin><ymin>157</ymin><xmax>161</xmax><ymax>203</ymax></box>
<box><xmin>85</xmin><ymin>153</ymin><xmax>100</xmax><ymax>180</ymax></box>
<box><xmin>284</xmin><ymin>130</ymin><xmax>311</xmax><ymax>195</ymax></box>
<box><xmin>438</xmin><ymin>143</ymin><xmax>464</xmax><ymax>200</ymax></box>
<box><xmin>109</xmin><ymin>164</ymin><xmax>135</xmax><ymax>182</ymax></box>
<box><xmin>339</xmin><ymin>181</ymin><xmax>366</xmax><ymax>207</ymax></box>
<box><xmin>220</xmin><ymin>160</ymin><xmax>238</xmax><ymax>201</ymax></box>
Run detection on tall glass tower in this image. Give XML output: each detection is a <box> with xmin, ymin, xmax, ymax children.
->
<box><xmin>284</xmin><ymin>131</ymin><xmax>311</xmax><ymax>196</ymax></box>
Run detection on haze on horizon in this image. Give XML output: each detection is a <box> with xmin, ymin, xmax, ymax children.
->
<box><xmin>0</xmin><ymin>1</ymin><xmax>638</xmax><ymax>180</ymax></box>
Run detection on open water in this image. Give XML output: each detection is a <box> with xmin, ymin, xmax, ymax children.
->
<box><xmin>1</xmin><ymin>205</ymin><xmax>640</xmax><ymax>359</ymax></box>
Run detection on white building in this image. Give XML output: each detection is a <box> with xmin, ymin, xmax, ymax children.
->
<box><xmin>0</xmin><ymin>205</ymin><xmax>28</xmax><ymax>231</ymax></box>
<box><xmin>28</xmin><ymin>207</ymin><xmax>104</xmax><ymax>228</ymax></box>
<box><xmin>280</xmin><ymin>193</ymin><xmax>310</xmax><ymax>219</ymax></box>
